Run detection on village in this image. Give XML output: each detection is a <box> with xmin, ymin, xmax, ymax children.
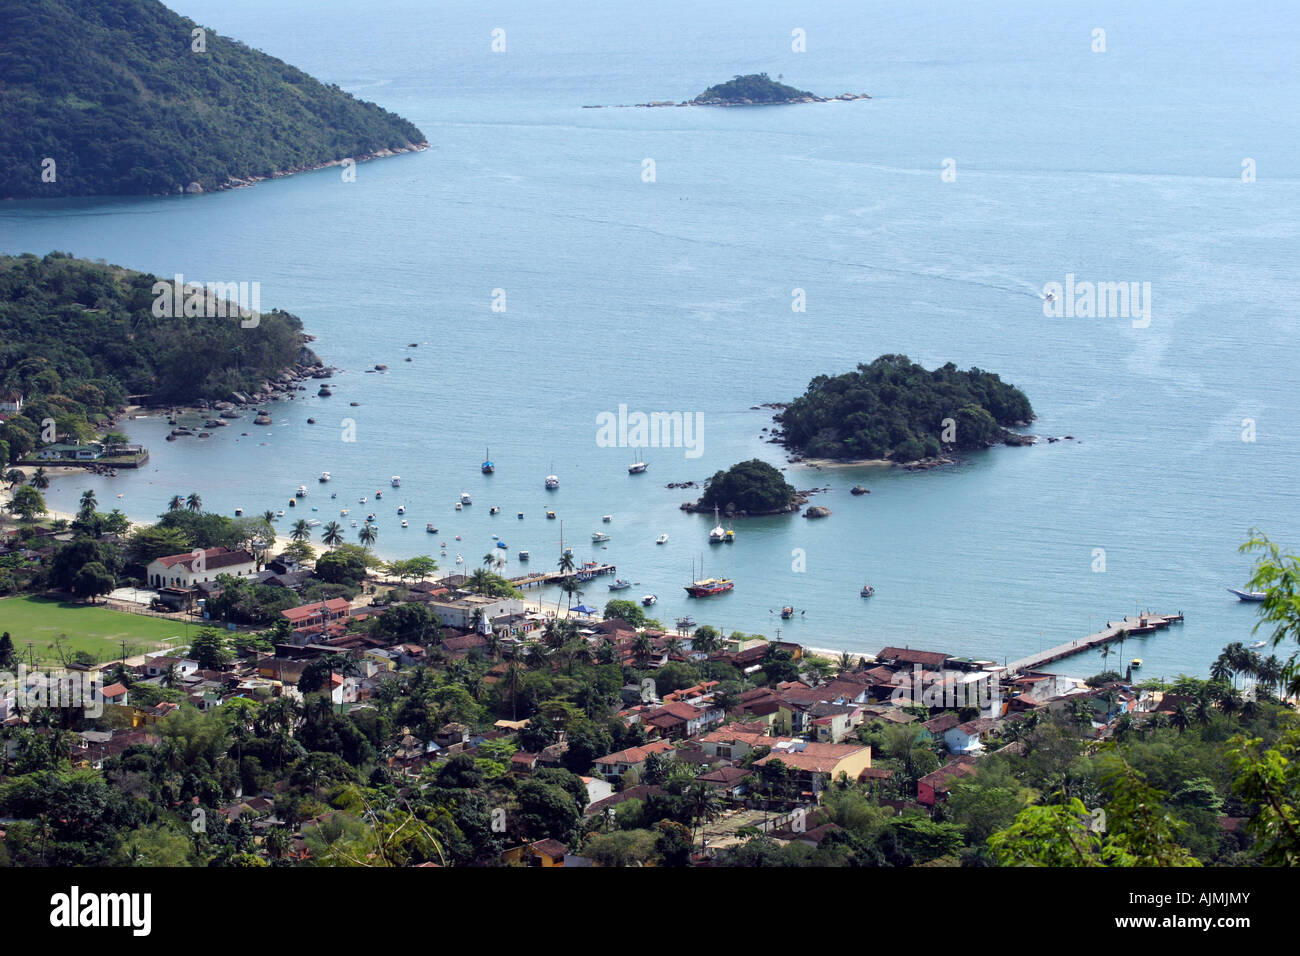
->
<box><xmin>0</xmin><ymin>517</ymin><xmax>1226</xmax><ymax>866</ymax></box>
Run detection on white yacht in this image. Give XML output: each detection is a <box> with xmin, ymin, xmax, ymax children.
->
<box><xmin>391</xmin><ymin>476</ymin><xmax>401</xmax><ymax>487</ymax></box>
<box><xmin>656</xmin><ymin>534</ymin><xmax>669</xmax><ymax>545</ymax></box>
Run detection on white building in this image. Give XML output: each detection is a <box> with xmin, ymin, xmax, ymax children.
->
<box><xmin>146</xmin><ymin>547</ymin><xmax>257</xmax><ymax>589</ymax></box>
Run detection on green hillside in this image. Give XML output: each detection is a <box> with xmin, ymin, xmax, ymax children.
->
<box><xmin>0</xmin><ymin>0</ymin><xmax>427</xmax><ymax>199</ymax></box>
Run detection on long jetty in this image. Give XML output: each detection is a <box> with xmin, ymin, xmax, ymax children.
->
<box><xmin>509</xmin><ymin>564</ymin><xmax>617</xmax><ymax>589</ymax></box>
<box><xmin>1004</xmin><ymin>611</ymin><xmax>1184</xmax><ymax>676</ymax></box>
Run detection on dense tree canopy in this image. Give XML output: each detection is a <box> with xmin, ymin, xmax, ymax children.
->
<box><xmin>695</xmin><ymin>73</ymin><xmax>815</xmax><ymax>104</ymax></box>
<box><xmin>0</xmin><ymin>0</ymin><xmax>427</xmax><ymax>199</ymax></box>
<box><xmin>775</xmin><ymin>354</ymin><xmax>1034</xmax><ymax>461</ymax></box>
<box><xmin>696</xmin><ymin>459</ymin><xmax>797</xmax><ymax>515</ymax></box>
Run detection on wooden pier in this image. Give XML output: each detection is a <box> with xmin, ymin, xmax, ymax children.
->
<box><xmin>509</xmin><ymin>564</ymin><xmax>617</xmax><ymax>589</ymax></box>
<box><xmin>1004</xmin><ymin>611</ymin><xmax>1184</xmax><ymax>676</ymax></box>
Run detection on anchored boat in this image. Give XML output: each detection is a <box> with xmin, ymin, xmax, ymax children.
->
<box><xmin>1226</xmin><ymin>587</ymin><xmax>1266</xmax><ymax>602</ymax></box>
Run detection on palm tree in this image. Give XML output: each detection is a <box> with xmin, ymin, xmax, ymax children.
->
<box><xmin>78</xmin><ymin>489</ymin><xmax>97</xmax><ymax>516</ymax></box>
<box><xmin>167</xmin><ymin>494</ymin><xmax>184</xmax><ymax>512</ymax></box>
<box><xmin>321</xmin><ymin>521</ymin><xmax>344</xmax><ymax>548</ymax></box>
<box><xmin>186</xmin><ymin>492</ymin><xmax>202</xmax><ymax>513</ymax></box>
<box><xmin>1170</xmin><ymin>703</ymin><xmax>1192</xmax><ymax>735</ymax></box>
<box><xmin>290</xmin><ymin>518</ymin><xmax>311</xmax><ymax>542</ymax></box>
<box><xmin>3</xmin><ymin>469</ymin><xmax>23</xmax><ymax>490</ymax></box>
<box><xmin>838</xmin><ymin>651</ymin><xmax>853</xmax><ymax>672</ymax></box>
<box><xmin>632</xmin><ymin>633</ymin><xmax>655</xmax><ymax>665</ymax></box>
<box><xmin>29</xmin><ymin>467</ymin><xmax>49</xmax><ymax>490</ymax></box>
<box><xmin>686</xmin><ymin>782</ymin><xmax>724</xmax><ymax>850</ymax></box>
<box><xmin>558</xmin><ymin>551</ymin><xmax>575</xmax><ymax>575</ymax></box>
<box><xmin>359</xmin><ymin>524</ymin><xmax>377</xmax><ymax>549</ymax></box>
<box><xmin>503</xmin><ymin>663</ymin><xmax>524</xmax><ymax>720</ymax></box>
<box><xmin>482</xmin><ymin>552</ymin><xmax>496</xmax><ymax>569</ymax></box>
<box><xmin>262</xmin><ymin>509</ymin><xmax>277</xmax><ymax>524</ymax></box>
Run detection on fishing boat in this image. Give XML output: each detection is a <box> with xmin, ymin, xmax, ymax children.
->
<box><xmin>1227</xmin><ymin>587</ymin><xmax>1267</xmax><ymax>602</ymax></box>
<box><xmin>517</xmin><ymin>512</ymin><xmax>524</xmax><ymax>519</ymax></box>
<box><xmin>781</xmin><ymin>606</ymin><xmax>794</xmax><ymax>619</ymax></box>
<box><xmin>609</xmin><ymin>578</ymin><xmax>632</xmax><ymax>591</ymax></box>
<box><xmin>359</xmin><ymin>496</ymin><xmax>367</xmax><ymax>504</ymax></box>
<box><xmin>482</xmin><ymin>448</ymin><xmax>494</xmax><ymax>474</ymax></box>
<box><xmin>489</xmin><ymin>506</ymin><xmax>500</xmax><ymax>515</ymax></box>
<box><xmin>642</xmin><ymin>594</ymin><xmax>657</xmax><ymax>606</ymax></box>
<box><xmin>518</xmin><ymin>550</ymin><xmax>530</xmax><ymax>561</ymax></box>
<box><xmin>455</xmin><ymin>502</ymin><xmax>462</xmax><ymax>511</ymax></box>
<box><xmin>288</xmin><ymin>499</ymin><xmax>296</xmax><ymax>507</ymax></box>
<box><xmin>708</xmin><ymin>506</ymin><xmax>726</xmax><ymax>544</ymax></box>
<box><xmin>296</xmin><ymin>485</ymin><xmax>308</xmax><ymax>497</ymax></box>
<box><xmin>460</xmin><ymin>492</ymin><xmax>472</xmax><ymax>505</ymax></box>
<box><xmin>656</xmin><ymin>534</ymin><xmax>669</xmax><ymax>545</ymax></box>
<box><xmin>426</xmin><ymin>523</ymin><xmax>437</xmax><ymax>533</ymax></box>
<box><xmin>400</xmin><ymin>519</ymin><xmax>408</xmax><ymax>528</ymax></box>
<box><xmin>340</xmin><ymin>508</ymin><xmax>349</xmax><ymax>516</ymax></box>
<box><xmin>366</xmin><ymin>513</ymin><xmax>377</xmax><ymax>522</ymax></box>
<box><xmin>860</xmin><ymin>584</ymin><xmax>875</xmax><ymax>597</ymax></box>
<box><xmin>318</xmin><ymin>472</ymin><xmax>330</xmax><ymax>483</ymax></box>
<box><xmin>391</xmin><ymin>476</ymin><xmax>401</xmax><ymax>487</ymax></box>
<box><xmin>234</xmin><ymin>507</ymin><xmax>243</xmax><ymax>516</ymax></box>
<box><xmin>496</xmin><ymin>540</ymin><xmax>508</xmax><ymax>549</ymax></box>
<box><xmin>276</xmin><ymin>509</ymin><xmax>285</xmax><ymax>518</ymax></box>
<box><xmin>397</xmin><ymin>505</ymin><xmax>405</xmax><ymax>515</ymax></box>
<box><xmin>592</xmin><ymin>531</ymin><xmax>610</xmax><ymax>543</ymax></box>
<box><xmin>375</xmin><ymin>490</ymin><xmax>382</xmax><ymax>499</ymax></box>
<box><xmin>546</xmin><ymin>510</ymin><xmax>556</xmax><ymax>520</ymax></box>
<box><xmin>602</xmin><ymin>514</ymin><xmax>612</xmax><ymax>523</ymax></box>
<box><xmin>724</xmin><ymin>527</ymin><xmax>735</xmax><ymax>543</ymax></box>
<box><xmin>1130</xmin><ymin>658</ymin><xmax>1143</xmax><ymax>668</ymax></box>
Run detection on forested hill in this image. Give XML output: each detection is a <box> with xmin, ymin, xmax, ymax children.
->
<box><xmin>0</xmin><ymin>0</ymin><xmax>427</xmax><ymax>199</ymax></box>
<box><xmin>0</xmin><ymin>253</ymin><xmax>314</xmax><ymax>462</ymax></box>
<box><xmin>775</xmin><ymin>355</ymin><xmax>1034</xmax><ymax>462</ymax></box>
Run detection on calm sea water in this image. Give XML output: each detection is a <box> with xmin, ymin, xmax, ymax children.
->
<box><xmin>3</xmin><ymin>0</ymin><xmax>1299</xmax><ymax>678</ymax></box>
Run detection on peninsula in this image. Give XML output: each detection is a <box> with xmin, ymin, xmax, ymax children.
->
<box><xmin>0</xmin><ymin>0</ymin><xmax>427</xmax><ymax>199</ymax></box>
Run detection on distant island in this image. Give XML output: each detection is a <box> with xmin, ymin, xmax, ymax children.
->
<box><xmin>583</xmin><ymin>73</ymin><xmax>869</xmax><ymax>109</ymax></box>
<box><xmin>773</xmin><ymin>355</ymin><xmax>1035</xmax><ymax>465</ymax></box>
<box><xmin>0</xmin><ymin>253</ymin><xmax>321</xmax><ymax>467</ymax></box>
<box><xmin>0</xmin><ymin>0</ymin><xmax>427</xmax><ymax>199</ymax></box>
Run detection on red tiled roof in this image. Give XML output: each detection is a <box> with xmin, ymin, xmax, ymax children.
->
<box><xmin>281</xmin><ymin>598</ymin><xmax>351</xmax><ymax>623</ymax></box>
<box><xmin>152</xmin><ymin>547</ymin><xmax>254</xmax><ymax>571</ymax></box>
<box><xmin>593</xmin><ymin>740</ymin><xmax>674</xmax><ymax>766</ymax></box>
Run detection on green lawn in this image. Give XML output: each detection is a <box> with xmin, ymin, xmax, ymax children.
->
<box><xmin>0</xmin><ymin>595</ymin><xmax>186</xmax><ymax>667</ymax></box>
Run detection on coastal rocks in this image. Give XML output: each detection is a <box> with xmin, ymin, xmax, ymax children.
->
<box><xmin>253</xmin><ymin>411</ymin><xmax>273</xmax><ymax>425</ymax></box>
<box><xmin>803</xmin><ymin>506</ymin><xmax>832</xmax><ymax>518</ymax></box>
<box><xmin>900</xmin><ymin>457</ymin><xmax>954</xmax><ymax>471</ymax></box>
<box><xmin>666</xmin><ymin>481</ymin><xmax>698</xmax><ymax>489</ymax></box>
<box><xmin>184</xmin><ymin>181</ymin><xmax>204</xmax><ymax>194</ymax></box>
<box><xmin>1002</xmin><ymin>433</ymin><xmax>1036</xmax><ymax>447</ymax></box>
<box><xmin>850</xmin><ymin>485</ymin><xmax>870</xmax><ymax>495</ymax></box>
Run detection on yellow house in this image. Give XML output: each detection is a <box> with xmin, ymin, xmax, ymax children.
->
<box><xmin>503</xmin><ymin>839</ymin><xmax>567</xmax><ymax>867</ymax></box>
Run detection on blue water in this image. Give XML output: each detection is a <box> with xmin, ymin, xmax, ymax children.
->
<box><xmin>3</xmin><ymin>0</ymin><xmax>1299</xmax><ymax>678</ymax></box>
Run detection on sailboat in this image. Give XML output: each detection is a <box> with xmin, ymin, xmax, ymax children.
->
<box><xmin>684</xmin><ymin>556</ymin><xmax>734</xmax><ymax>597</ymax></box>
<box><xmin>482</xmin><ymin>447</ymin><xmax>494</xmax><ymax>474</ymax></box>
<box><xmin>628</xmin><ymin>454</ymin><xmax>647</xmax><ymax>474</ymax></box>
<box><xmin>708</xmin><ymin>506</ymin><xmax>726</xmax><ymax>544</ymax></box>
<box><xmin>1226</xmin><ymin>587</ymin><xmax>1266</xmax><ymax>602</ymax></box>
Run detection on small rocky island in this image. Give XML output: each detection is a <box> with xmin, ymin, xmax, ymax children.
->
<box><xmin>584</xmin><ymin>73</ymin><xmax>869</xmax><ymax>109</ymax></box>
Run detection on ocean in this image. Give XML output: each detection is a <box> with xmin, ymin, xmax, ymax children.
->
<box><xmin>3</xmin><ymin>0</ymin><xmax>1298</xmax><ymax>678</ymax></box>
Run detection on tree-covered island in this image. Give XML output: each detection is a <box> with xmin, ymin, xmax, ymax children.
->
<box><xmin>774</xmin><ymin>355</ymin><xmax>1035</xmax><ymax>464</ymax></box>
<box><xmin>686</xmin><ymin>458</ymin><xmax>802</xmax><ymax>516</ymax></box>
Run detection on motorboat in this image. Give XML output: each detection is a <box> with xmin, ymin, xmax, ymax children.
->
<box><xmin>276</xmin><ymin>509</ymin><xmax>285</xmax><ymax>517</ymax></box>
<box><xmin>781</xmin><ymin>606</ymin><xmax>794</xmax><ymax>619</ymax></box>
<box><xmin>401</xmin><ymin>519</ymin><xmax>408</xmax><ymax>528</ymax></box>
<box><xmin>340</xmin><ymin>508</ymin><xmax>349</xmax><ymax>516</ymax></box>
<box><xmin>426</xmin><ymin>523</ymin><xmax>437</xmax><ymax>533</ymax></box>
<box><xmin>1227</xmin><ymin>587</ymin><xmax>1267</xmax><ymax>602</ymax></box>
<box><xmin>546</xmin><ymin>510</ymin><xmax>556</xmax><ymax>520</ymax></box>
<box><xmin>724</xmin><ymin>528</ymin><xmax>735</xmax><ymax>543</ymax></box>
<box><xmin>455</xmin><ymin>535</ymin><xmax>462</xmax><ymax>541</ymax></box>
<box><xmin>609</xmin><ymin>579</ymin><xmax>631</xmax><ymax>591</ymax></box>
<box><xmin>306</xmin><ymin>518</ymin><xmax>321</xmax><ymax>527</ymax></box>
<box><xmin>517</xmin><ymin>512</ymin><xmax>524</xmax><ymax>519</ymax></box>
<box><xmin>496</xmin><ymin>540</ymin><xmax>508</xmax><ymax>549</ymax></box>
<box><xmin>518</xmin><ymin>550</ymin><xmax>530</xmax><ymax>561</ymax></box>
<box><xmin>296</xmin><ymin>485</ymin><xmax>308</xmax><ymax>497</ymax></box>
<box><xmin>602</xmin><ymin>515</ymin><xmax>612</xmax><ymax>523</ymax></box>
<box><xmin>460</xmin><ymin>491</ymin><xmax>472</xmax><ymax>505</ymax></box>
<box><xmin>1130</xmin><ymin>658</ymin><xmax>1143</xmax><ymax>668</ymax></box>
<box><xmin>545</xmin><ymin>474</ymin><xmax>559</xmax><ymax>490</ymax></box>
<box><xmin>860</xmin><ymin>584</ymin><xmax>874</xmax><ymax>597</ymax></box>
<box><xmin>391</xmin><ymin>476</ymin><xmax>401</xmax><ymax>487</ymax></box>
<box><xmin>359</xmin><ymin>496</ymin><xmax>367</xmax><ymax>504</ymax></box>
<box><xmin>455</xmin><ymin>502</ymin><xmax>463</xmax><ymax>511</ymax></box>
<box><xmin>642</xmin><ymin>594</ymin><xmax>657</xmax><ymax>606</ymax></box>
<box><xmin>375</xmin><ymin>490</ymin><xmax>382</xmax><ymax>499</ymax></box>
<box><xmin>592</xmin><ymin>531</ymin><xmax>610</xmax><ymax>543</ymax></box>
<box><xmin>455</xmin><ymin>554</ymin><xmax>463</xmax><ymax>564</ymax></box>
<box><xmin>397</xmin><ymin>505</ymin><xmax>405</xmax><ymax>515</ymax></box>
<box><xmin>319</xmin><ymin>472</ymin><xmax>330</xmax><ymax>483</ymax></box>
<box><xmin>1251</xmin><ymin>640</ymin><xmax>1267</xmax><ymax>649</ymax></box>
<box><xmin>490</xmin><ymin>506</ymin><xmax>500</xmax><ymax>515</ymax></box>
<box><xmin>656</xmin><ymin>534</ymin><xmax>669</xmax><ymax>545</ymax></box>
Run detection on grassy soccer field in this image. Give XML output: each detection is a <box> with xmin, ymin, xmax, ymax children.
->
<box><xmin>0</xmin><ymin>595</ymin><xmax>186</xmax><ymax>667</ymax></box>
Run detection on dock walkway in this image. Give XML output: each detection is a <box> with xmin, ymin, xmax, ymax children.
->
<box><xmin>1005</xmin><ymin>611</ymin><xmax>1184</xmax><ymax>676</ymax></box>
<box><xmin>509</xmin><ymin>564</ymin><xmax>617</xmax><ymax>589</ymax></box>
